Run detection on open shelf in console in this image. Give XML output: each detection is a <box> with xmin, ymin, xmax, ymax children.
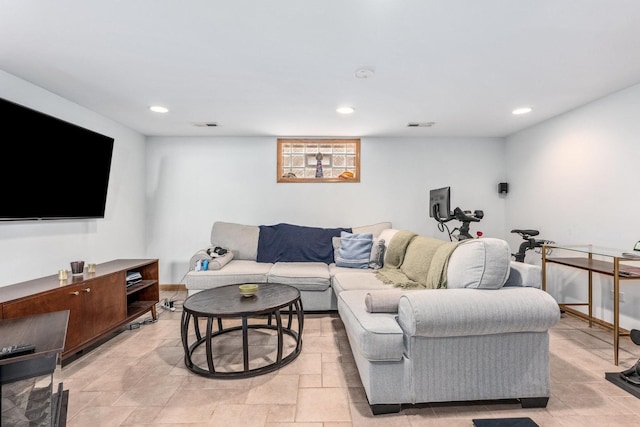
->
<box><xmin>126</xmin><ymin>300</ymin><xmax>157</xmax><ymax>319</ymax></box>
<box><xmin>125</xmin><ymin>263</ymin><xmax>159</xmax><ymax>322</ymax></box>
<box><xmin>126</xmin><ymin>279</ymin><xmax>157</xmax><ymax>295</ymax></box>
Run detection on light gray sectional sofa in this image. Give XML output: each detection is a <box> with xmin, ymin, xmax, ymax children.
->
<box><xmin>185</xmin><ymin>221</ymin><xmax>561</xmax><ymax>414</ymax></box>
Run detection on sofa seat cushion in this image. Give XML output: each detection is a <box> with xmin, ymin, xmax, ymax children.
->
<box><xmin>329</xmin><ymin>263</ymin><xmax>368</xmax><ymax>276</ymax></box>
<box><xmin>337</xmin><ymin>290</ymin><xmax>405</xmax><ymax>362</ymax></box>
<box><xmin>332</xmin><ymin>270</ymin><xmax>391</xmax><ymax>294</ymax></box>
<box><xmin>267</xmin><ymin>262</ymin><xmax>331</xmax><ymax>291</ymax></box>
<box><xmin>185</xmin><ymin>260</ymin><xmax>271</xmax><ymax>290</ymax></box>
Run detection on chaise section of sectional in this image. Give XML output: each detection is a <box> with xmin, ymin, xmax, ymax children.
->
<box><xmin>336</xmin><ymin>288</ymin><xmax>414</xmax><ymax>411</ymax></box>
<box><xmin>338</xmin><ymin>286</ymin><xmax>561</xmax><ymax>414</ymax></box>
<box><xmin>397</xmin><ymin>287</ymin><xmax>560</xmax><ymax>408</ymax></box>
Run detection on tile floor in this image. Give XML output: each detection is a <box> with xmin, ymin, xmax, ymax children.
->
<box><xmin>58</xmin><ymin>291</ymin><xmax>640</xmax><ymax>426</ymax></box>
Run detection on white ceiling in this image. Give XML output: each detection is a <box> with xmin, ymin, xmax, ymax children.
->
<box><xmin>2</xmin><ymin>0</ymin><xmax>640</xmax><ymax>138</ymax></box>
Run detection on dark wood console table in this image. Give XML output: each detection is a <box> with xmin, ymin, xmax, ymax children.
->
<box><xmin>542</xmin><ymin>244</ymin><xmax>640</xmax><ymax>365</ymax></box>
<box><xmin>0</xmin><ymin>259</ymin><xmax>159</xmax><ymax>362</ymax></box>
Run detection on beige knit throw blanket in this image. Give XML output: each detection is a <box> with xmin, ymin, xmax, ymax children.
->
<box><xmin>382</xmin><ymin>230</ymin><xmax>416</xmax><ymax>269</ymax></box>
<box><xmin>375</xmin><ymin>231</ymin><xmax>462</xmax><ymax>289</ymax></box>
<box><xmin>425</xmin><ymin>240</ymin><xmax>463</xmax><ymax>289</ymax></box>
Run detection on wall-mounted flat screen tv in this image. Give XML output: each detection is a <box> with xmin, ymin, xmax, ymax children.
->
<box><xmin>0</xmin><ymin>97</ymin><xmax>115</xmax><ymax>221</ymax></box>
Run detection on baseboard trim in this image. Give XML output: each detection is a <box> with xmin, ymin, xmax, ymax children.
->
<box><xmin>561</xmin><ymin>306</ymin><xmax>630</xmax><ymax>335</ymax></box>
<box><xmin>160</xmin><ymin>284</ymin><xmax>187</xmax><ymax>291</ymax></box>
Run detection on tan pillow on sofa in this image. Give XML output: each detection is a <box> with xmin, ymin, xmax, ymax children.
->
<box><xmin>365</xmin><ymin>289</ymin><xmax>411</xmax><ymax>313</ymax></box>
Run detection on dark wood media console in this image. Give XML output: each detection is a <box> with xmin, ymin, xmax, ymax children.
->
<box><xmin>0</xmin><ymin>259</ymin><xmax>159</xmax><ymax>362</ymax></box>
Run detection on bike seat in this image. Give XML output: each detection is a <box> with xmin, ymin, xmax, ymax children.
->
<box><xmin>511</xmin><ymin>229</ymin><xmax>539</xmax><ymax>237</ymax></box>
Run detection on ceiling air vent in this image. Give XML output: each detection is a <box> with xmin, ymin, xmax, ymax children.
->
<box><xmin>407</xmin><ymin>122</ymin><xmax>436</xmax><ymax>128</ymax></box>
<box><xmin>192</xmin><ymin>122</ymin><xmax>219</xmax><ymax>127</ymax></box>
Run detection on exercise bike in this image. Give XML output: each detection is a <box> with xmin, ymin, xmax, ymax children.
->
<box><xmin>436</xmin><ymin>207</ymin><xmax>484</xmax><ymax>241</ymax></box>
<box><xmin>511</xmin><ymin>229</ymin><xmax>554</xmax><ymax>262</ymax></box>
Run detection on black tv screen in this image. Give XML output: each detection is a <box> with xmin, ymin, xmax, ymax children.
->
<box><xmin>0</xmin><ymin>97</ymin><xmax>115</xmax><ymax>221</ymax></box>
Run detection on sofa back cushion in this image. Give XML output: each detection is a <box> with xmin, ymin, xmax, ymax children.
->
<box><xmin>210</xmin><ymin>221</ymin><xmax>259</xmax><ymax>261</ymax></box>
<box><xmin>446</xmin><ymin>238</ymin><xmax>510</xmax><ymax>289</ymax></box>
<box><xmin>351</xmin><ymin>222</ymin><xmax>392</xmax><ymax>238</ymax></box>
<box><xmin>257</xmin><ymin>223</ymin><xmax>350</xmax><ymax>263</ymax></box>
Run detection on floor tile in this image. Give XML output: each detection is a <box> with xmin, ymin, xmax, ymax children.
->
<box><xmin>295</xmin><ymin>387</ymin><xmax>351</xmax><ymax>422</ymax></box>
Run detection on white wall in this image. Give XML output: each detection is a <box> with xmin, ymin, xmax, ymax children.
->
<box><xmin>6</xmin><ymin>67</ymin><xmax>640</xmax><ymax>331</ymax></box>
<box><xmin>0</xmin><ymin>72</ymin><xmax>148</xmax><ymax>287</ymax></box>
<box><xmin>145</xmin><ymin>136</ymin><xmax>507</xmax><ymax>284</ymax></box>
<box><xmin>505</xmin><ymin>83</ymin><xmax>640</xmax><ymax>330</ymax></box>
<box><xmin>7</xmin><ymin>67</ymin><xmax>640</xmax><ymax>333</ymax></box>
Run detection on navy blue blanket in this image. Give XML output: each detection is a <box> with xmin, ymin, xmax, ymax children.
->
<box><xmin>257</xmin><ymin>223</ymin><xmax>352</xmax><ymax>264</ymax></box>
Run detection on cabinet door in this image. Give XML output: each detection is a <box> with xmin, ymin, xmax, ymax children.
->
<box><xmin>2</xmin><ymin>288</ymin><xmax>83</xmax><ymax>352</ymax></box>
<box><xmin>81</xmin><ymin>272</ymin><xmax>127</xmax><ymax>338</ymax></box>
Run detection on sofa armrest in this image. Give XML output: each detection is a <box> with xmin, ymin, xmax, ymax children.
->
<box><xmin>504</xmin><ymin>261</ymin><xmax>542</xmax><ymax>288</ymax></box>
<box><xmin>396</xmin><ymin>288</ymin><xmax>560</xmax><ymax>338</ymax></box>
<box><xmin>189</xmin><ymin>249</ymin><xmax>234</xmax><ymax>270</ymax></box>
<box><xmin>189</xmin><ymin>250</ymin><xmax>211</xmax><ymax>270</ymax></box>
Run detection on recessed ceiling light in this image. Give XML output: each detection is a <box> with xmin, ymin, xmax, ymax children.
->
<box><xmin>407</xmin><ymin>122</ymin><xmax>436</xmax><ymax>128</ymax></box>
<box><xmin>149</xmin><ymin>105</ymin><xmax>169</xmax><ymax>113</ymax></box>
<box><xmin>354</xmin><ymin>68</ymin><xmax>375</xmax><ymax>79</ymax></box>
<box><xmin>336</xmin><ymin>106</ymin><xmax>355</xmax><ymax>114</ymax></box>
<box><xmin>512</xmin><ymin>107</ymin><xmax>532</xmax><ymax>115</ymax></box>
<box><xmin>192</xmin><ymin>122</ymin><xmax>218</xmax><ymax>127</ymax></box>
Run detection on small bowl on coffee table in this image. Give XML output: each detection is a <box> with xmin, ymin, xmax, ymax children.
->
<box><xmin>238</xmin><ymin>284</ymin><xmax>259</xmax><ymax>297</ymax></box>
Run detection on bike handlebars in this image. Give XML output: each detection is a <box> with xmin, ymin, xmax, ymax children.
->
<box><xmin>437</xmin><ymin>207</ymin><xmax>484</xmax><ymax>224</ymax></box>
<box><xmin>454</xmin><ymin>207</ymin><xmax>484</xmax><ymax>223</ymax></box>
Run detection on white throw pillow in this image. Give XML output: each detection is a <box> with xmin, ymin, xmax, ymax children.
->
<box><xmin>446</xmin><ymin>238</ymin><xmax>510</xmax><ymax>289</ymax></box>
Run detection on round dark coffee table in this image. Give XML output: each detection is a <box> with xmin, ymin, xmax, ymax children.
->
<box><xmin>180</xmin><ymin>283</ymin><xmax>304</xmax><ymax>378</ymax></box>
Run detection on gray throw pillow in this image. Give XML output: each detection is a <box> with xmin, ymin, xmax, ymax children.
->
<box><xmin>369</xmin><ymin>238</ymin><xmax>386</xmax><ymax>270</ymax></box>
<box><xmin>332</xmin><ymin>236</ymin><xmax>341</xmax><ymax>264</ymax></box>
